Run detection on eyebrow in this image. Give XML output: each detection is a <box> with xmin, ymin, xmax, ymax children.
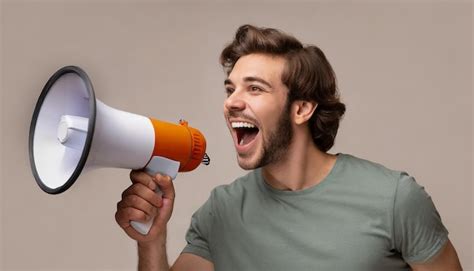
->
<box><xmin>224</xmin><ymin>76</ymin><xmax>273</xmax><ymax>89</ymax></box>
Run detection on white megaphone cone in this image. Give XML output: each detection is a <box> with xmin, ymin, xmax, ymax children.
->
<box><xmin>29</xmin><ymin>66</ymin><xmax>209</xmax><ymax>235</ymax></box>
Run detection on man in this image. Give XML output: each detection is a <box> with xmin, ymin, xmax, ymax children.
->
<box><xmin>115</xmin><ymin>25</ymin><xmax>462</xmax><ymax>271</ymax></box>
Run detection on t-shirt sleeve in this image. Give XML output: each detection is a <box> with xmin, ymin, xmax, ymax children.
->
<box><xmin>392</xmin><ymin>172</ymin><xmax>449</xmax><ymax>264</ymax></box>
<box><xmin>181</xmin><ymin>192</ymin><xmax>214</xmax><ymax>262</ymax></box>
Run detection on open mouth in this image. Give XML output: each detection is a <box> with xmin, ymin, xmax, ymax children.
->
<box><xmin>231</xmin><ymin>121</ymin><xmax>260</xmax><ymax>146</ymax></box>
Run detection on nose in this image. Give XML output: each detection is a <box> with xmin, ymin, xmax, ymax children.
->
<box><xmin>224</xmin><ymin>91</ymin><xmax>246</xmax><ymax>112</ymax></box>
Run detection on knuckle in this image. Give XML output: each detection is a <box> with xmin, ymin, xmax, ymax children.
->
<box><xmin>148</xmin><ymin>205</ymin><xmax>156</xmax><ymax>216</ymax></box>
<box><xmin>129</xmin><ymin>170</ymin><xmax>140</xmax><ymax>182</ymax></box>
<box><xmin>121</xmin><ymin>185</ymin><xmax>134</xmax><ymax>198</ymax></box>
<box><xmin>136</xmin><ymin>182</ymin><xmax>147</xmax><ymax>191</ymax></box>
<box><xmin>136</xmin><ymin>210</ymin><xmax>147</xmax><ymax>221</ymax></box>
<box><xmin>156</xmin><ymin>174</ymin><xmax>166</xmax><ymax>183</ymax></box>
<box><xmin>126</xmin><ymin>208</ymin><xmax>145</xmax><ymax>220</ymax></box>
<box><xmin>130</xmin><ymin>184</ymin><xmax>140</xmax><ymax>195</ymax></box>
<box><xmin>115</xmin><ymin>211</ymin><xmax>126</xmax><ymax>226</ymax></box>
<box><xmin>148</xmin><ymin>179</ymin><xmax>156</xmax><ymax>190</ymax></box>
<box><xmin>152</xmin><ymin>198</ymin><xmax>161</xmax><ymax>208</ymax></box>
<box><xmin>125</xmin><ymin>208</ymin><xmax>135</xmax><ymax>217</ymax></box>
<box><xmin>130</xmin><ymin>195</ymin><xmax>141</xmax><ymax>205</ymax></box>
<box><xmin>152</xmin><ymin>193</ymin><xmax>162</xmax><ymax>205</ymax></box>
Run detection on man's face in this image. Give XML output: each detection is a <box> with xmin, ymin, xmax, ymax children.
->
<box><xmin>223</xmin><ymin>53</ymin><xmax>293</xmax><ymax>170</ymax></box>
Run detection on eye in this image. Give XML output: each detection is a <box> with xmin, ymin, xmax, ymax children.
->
<box><xmin>225</xmin><ymin>87</ymin><xmax>235</xmax><ymax>97</ymax></box>
<box><xmin>249</xmin><ymin>85</ymin><xmax>263</xmax><ymax>92</ymax></box>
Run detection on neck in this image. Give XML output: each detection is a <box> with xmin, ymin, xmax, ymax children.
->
<box><xmin>261</xmin><ymin>131</ymin><xmax>338</xmax><ymax>191</ymax></box>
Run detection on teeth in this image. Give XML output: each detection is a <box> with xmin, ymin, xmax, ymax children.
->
<box><xmin>231</xmin><ymin>122</ymin><xmax>256</xmax><ymax>129</ymax></box>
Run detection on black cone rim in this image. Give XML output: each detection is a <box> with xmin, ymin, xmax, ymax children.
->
<box><xmin>28</xmin><ymin>66</ymin><xmax>96</xmax><ymax>194</ymax></box>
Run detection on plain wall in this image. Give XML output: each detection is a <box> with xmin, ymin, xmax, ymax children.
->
<box><xmin>1</xmin><ymin>1</ymin><xmax>472</xmax><ymax>270</ymax></box>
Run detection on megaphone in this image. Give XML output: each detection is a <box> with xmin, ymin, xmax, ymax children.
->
<box><xmin>29</xmin><ymin>66</ymin><xmax>210</xmax><ymax>235</ymax></box>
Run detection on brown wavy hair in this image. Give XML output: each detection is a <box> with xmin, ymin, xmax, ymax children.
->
<box><xmin>220</xmin><ymin>24</ymin><xmax>346</xmax><ymax>152</ymax></box>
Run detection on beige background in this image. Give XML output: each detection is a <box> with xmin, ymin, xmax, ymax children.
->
<box><xmin>1</xmin><ymin>1</ymin><xmax>472</xmax><ymax>270</ymax></box>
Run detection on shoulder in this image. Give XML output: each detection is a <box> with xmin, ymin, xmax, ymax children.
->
<box><xmin>341</xmin><ymin>153</ymin><xmax>401</xmax><ymax>178</ymax></box>
<box><xmin>394</xmin><ymin>171</ymin><xmax>434</xmax><ymax>212</ymax></box>
<box><xmin>339</xmin><ymin>153</ymin><xmax>406</xmax><ymax>189</ymax></box>
<box><xmin>334</xmin><ymin>153</ymin><xmax>422</xmax><ymax>210</ymax></box>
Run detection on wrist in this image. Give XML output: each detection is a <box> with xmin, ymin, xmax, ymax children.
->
<box><xmin>137</xmin><ymin>231</ymin><xmax>167</xmax><ymax>250</ymax></box>
<box><xmin>136</xmin><ymin>231</ymin><xmax>169</xmax><ymax>270</ymax></box>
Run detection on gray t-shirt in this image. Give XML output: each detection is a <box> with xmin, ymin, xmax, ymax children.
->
<box><xmin>182</xmin><ymin>153</ymin><xmax>448</xmax><ymax>270</ymax></box>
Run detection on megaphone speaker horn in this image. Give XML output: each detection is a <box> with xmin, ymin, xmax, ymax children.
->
<box><xmin>29</xmin><ymin>66</ymin><xmax>209</xmax><ymax>234</ymax></box>
<box><xmin>29</xmin><ymin>66</ymin><xmax>96</xmax><ymax>194</ymax></box>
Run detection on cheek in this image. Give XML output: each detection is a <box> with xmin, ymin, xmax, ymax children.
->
<box><xmin>253</xmin><ymin>101</ymin><xmax>284</xmax><ymax>130</ymax></box>
<box><xmin>222</xmin><ymin>102</ymin><xmax>232</xmax><ymax>119</ymax></box>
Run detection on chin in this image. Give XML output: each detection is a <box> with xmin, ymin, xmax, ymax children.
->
<box><xmin>238</xmin><ymin>162</ymin><xmax>256</xmax><ymax>170</ymax></box>
<box><xmin>236</xmin><ymin>155</ymin><xmax>261</xmax><ymax>170</ymax></box>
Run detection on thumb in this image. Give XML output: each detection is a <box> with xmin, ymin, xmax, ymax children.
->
<box><xmin>154</xmin><ymin>174</ymin><xmax>175</xmax><ymax>201</ymax></box>
<box><xmin>154</xmin><ymin>197</ymin><xmax>174</xmax><ymax>227</ymax></box>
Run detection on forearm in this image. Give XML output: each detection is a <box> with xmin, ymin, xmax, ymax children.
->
<box><xmin>137</xmin><ymin>234</ymin><xmax>169</xmax><ymax>271</ymax></box>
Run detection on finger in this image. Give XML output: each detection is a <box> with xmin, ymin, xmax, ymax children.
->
<box><xmin>130</xmin><ymin>170</ymin><xmax>157</xmax><ymax>191</ymax></box>
<box><xmin>154</xmin><ymin>174</ymin><xmax>175</xmax><ymax>202</ymax></box>
<box><xmin>115</xmin><ymin>207</ymin><xmax>149</xmax><ymax>229</ymax></box>
<box><xmin>121</xmin><ymin>183</ymin><xmax>162</xmax><ymax>208</ymax></box>
<box><xmin>117</xmin><ymin>195</ymin><xmax>158</xmax><ymax>218</ymax></box>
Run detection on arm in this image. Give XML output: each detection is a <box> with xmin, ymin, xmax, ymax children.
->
<box><xmin>116</xmin><ymin>171</ymin><xmax>175</xmax><ymax>271</ymax></box>
<box><xmin>392</xmin><ymin>173</ymin><xmax>458</xmax><ymax>269</ymax></box>
<box><xmin>409</xmin><ymin>240</ymin><xmax>462</xmax><ymax>271</ymax></box>
<box><xmin>137</xmin><ymin>236</ymin><xmax>169</xmax><ymax>270</ymax></box>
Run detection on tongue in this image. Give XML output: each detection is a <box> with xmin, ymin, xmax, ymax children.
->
<box><xmin>240</xmin><ymin>130</ymin><xmax>258</xmax><ymax>145</ymax></box>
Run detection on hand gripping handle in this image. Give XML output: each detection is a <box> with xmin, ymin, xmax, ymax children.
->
<box><xmin>130</xmin><ymin>156</ymin><xmax>180</xmax><ymax>235</ymax></box>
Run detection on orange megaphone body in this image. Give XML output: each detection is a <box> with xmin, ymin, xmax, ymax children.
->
<box><xmin>150</xmin><ymin>118</ymin><xmax>206</xmax><ymax>172</ymax></box>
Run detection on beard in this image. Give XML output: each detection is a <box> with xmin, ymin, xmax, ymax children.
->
<box><xmin>256</xmin><ymin>100</ymin><xmax>293</xmax><ymax>168</ymax></box>
<box><xmin>229</xmin><ymin>99</ymin><xmax>294</xmax><ymax>170</ymax></box>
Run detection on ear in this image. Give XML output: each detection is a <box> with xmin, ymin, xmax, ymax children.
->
<box><xmin>291</xmin><ymin>100</ymin><xmax>317</xmax><ymax>125</ymax></box>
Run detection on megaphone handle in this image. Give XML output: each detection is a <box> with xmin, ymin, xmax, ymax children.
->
<box><xmin>130</xmin><ymin>156</ymin><xmax>180</xmax><ymax>235</ymax></box>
